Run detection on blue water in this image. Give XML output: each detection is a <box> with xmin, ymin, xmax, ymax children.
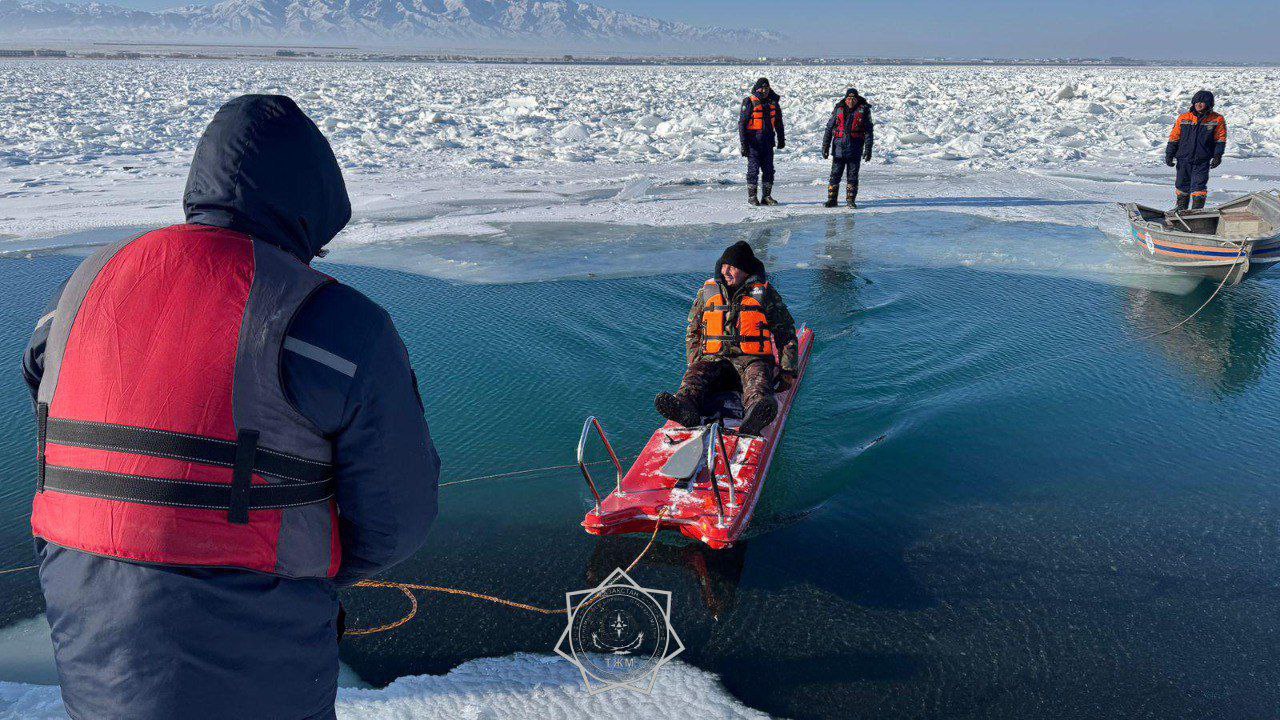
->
<box><xmin>2</xmin><ymin>212</ymin><xmax>1279</xmax><ymax>719</ymax></box>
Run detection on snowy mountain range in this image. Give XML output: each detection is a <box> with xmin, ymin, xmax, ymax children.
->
<box><xmin>0</xmin><ymin>0</ymin><xmax>784</xmax><ymax>50</ymax></box>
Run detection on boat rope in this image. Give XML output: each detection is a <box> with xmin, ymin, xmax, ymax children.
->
<box><xmin>965</xmin><ymin>240</ymin><xmax>1246</xmax><ymax>387</ymax></box>
<box><xmin>344</xmin><ymin>508</ymin><xmax>669</xmax><ymax>635</ymax></box>
<box><xmin>0</xmin><ymin>508</ymin><xmax>670</xmax><ymax>638</ymax></box>
<box><xmin>439</xmin><ymin>456</ymin><xmax>634</xmax><ymax>489</ymax></box>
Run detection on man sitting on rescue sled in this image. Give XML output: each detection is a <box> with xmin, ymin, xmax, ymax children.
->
<box><xmin>655</xmin><ymin>241</ymin><xmax>798</xmax><ymax>436</ymax></box>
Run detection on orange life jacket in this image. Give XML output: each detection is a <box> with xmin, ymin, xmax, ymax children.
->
<box><xmin>746</xmin><ymin>96</ymin><xmax>778</xmax><ymax>133</ymax></box>
<box><xmin>701</xmin><ymin>279</ymin><xmax>773</xmax><ymax>357</ymax></box>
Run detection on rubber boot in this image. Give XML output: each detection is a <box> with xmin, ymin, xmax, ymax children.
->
<box><xmin>846</xmin><ymin>185</ymin><xmax>858</xmax><ymax>209</ymax></box>
<box><xmin>1190</xmin><ymin>195</ymin><xmax>1206</xmax><ymax>210</ymax></box>
<box><xmin>738</xmin><ymin>396</ymin><xmax>778</xmax><ymax>436</ymax></box>
<box><xmin>655</xmin><ymin>392</ymin><xmax>701</xmax><ymax>428</ymax></box>
<box><xmin>760</xmin><ymin>183</ymin><xmax>779</xmax><ymax>206</ymax></box>
<box><xmin>1172</xmin><ymin>193</ymin><xmax>1189</xmax><ymax>213</ymax></box>
<box><xmin>747</xmin><ymin>185</ymin><xmax>759</xmax><ymax>206</ymax></box>
<box><xmin>823</xmin><ymin>184</ymin><xmax>839</xmax><ymax>208</ymax></box>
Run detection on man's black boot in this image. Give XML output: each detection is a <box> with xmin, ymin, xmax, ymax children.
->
<box><xmin>738</xmin><ymin>396</ymin><xmax>778</xmax><ymax>436</ymax></box>
<box><xmin>847</xmin><ymin>186</ymin><xmax>858</xmax><ymax>209</ymax></box>
<box><xmin>1190</xmin><ymin>195</ymin><xmax>1206</xmax><ymax>210</ymax></box>
<box><xmin>655</xmin><ymin>392</ymin><xmax>701</xmax><ymax>428</ymax></box>
<box><xmin>823</xmin><ymin>184</ymin><xmax>838</xmax><ymax>208</ymax></box>
<box><xmin>761</xmin><ymin>183</ymin><xmax>779</xmax><ymax>206</ymax></box>
<box><xmin>748</xmin><ymin>185</ymin><xmax>760</xmax><ymax>206</ymax></box>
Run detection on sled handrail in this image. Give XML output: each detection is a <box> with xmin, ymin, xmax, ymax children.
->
<box><xmin>577</xmin><ymin>416</ymin><xmax>624</xmax><ymax>511</ymax></box>
<box><xmin>704</xmin><ymin>422</ymin><xmax>730</xmax><ymax>527</ymax></box>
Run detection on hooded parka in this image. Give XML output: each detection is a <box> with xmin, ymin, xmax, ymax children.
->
<box><xmin>24</xmin><ymin>95</ymin><xmax>440</xmax><ymax>720</ymax></box>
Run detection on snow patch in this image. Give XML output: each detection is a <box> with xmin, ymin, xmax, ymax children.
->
<box><xmin>0</xmin><ymin>653</ymin><xmax>769</xmax><ymax>720</ymax></box>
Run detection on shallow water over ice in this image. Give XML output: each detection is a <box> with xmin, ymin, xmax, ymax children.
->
<box><xmin>0</xmin><ymin>212</ymin><xmax>1278</xmax><ymax>718</ymax></box>
<box><xmin>327</xmin><ymin>210</ymin><xmax>1193</xmax><ymax>289</ymax></box>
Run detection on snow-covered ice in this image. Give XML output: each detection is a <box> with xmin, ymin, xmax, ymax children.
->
<box><xmin>0</xmin><ymin>645</ymin><xmax>767</xmax><ymax>719</ymax></box>
<box><xmin>2</xmin><ymin>60</ymin><xmax>1278</xmax><ymax>282</ymax></box>
<box><xmin>0</xmin><ymin>613</ymin><xmax>764</xmax><ymax>717</ymax></box>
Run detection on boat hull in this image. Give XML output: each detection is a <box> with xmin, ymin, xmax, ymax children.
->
<box><xmin>583</xmin><ymin>327</ymin><xmax>814</xmax><ymax>549</ymax></box>
<box><xmin>1124</xmin><ymin>191</ymin><xmax>1280</xmax><ymax>286</ymax></box>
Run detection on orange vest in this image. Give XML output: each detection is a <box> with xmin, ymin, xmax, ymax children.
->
<box><xmin>746</xmin><ymin>96</ymin><xmax>778</xmax><ymax>133</ymax></box>
<box><xmin>701</xmin><ymin>279</ymin><xmax>773</xmax><ymax>357</ymax></box>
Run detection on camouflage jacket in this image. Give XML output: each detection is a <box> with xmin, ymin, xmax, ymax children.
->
<box><xmin>685</xmin><ymin>274</ymin><xmax>798</xmax><ymax>372</ymax></box>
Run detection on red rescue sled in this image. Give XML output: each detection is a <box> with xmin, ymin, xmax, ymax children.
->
<box><xmin>579</xmin><ymin>326</ymin><xmax>813</xmax><ymax>549</ymax></box>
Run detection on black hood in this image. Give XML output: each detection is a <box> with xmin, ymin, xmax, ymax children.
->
<box><xmin>751</xmin><ymin>77</ymin><xmax>779</xmax><ymax>101</ymax></box>
<box><xmin>1190</xmin><ymin>90</ymin><xmax>1215</xmax><ymax>114</ymax></box>
<box><xmin>183</xmin><ymin>94</ymin><xmax>351</xmax><ymax>263</ymax></box>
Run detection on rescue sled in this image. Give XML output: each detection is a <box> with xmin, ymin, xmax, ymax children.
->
<box><xmin>578</xmin><ymin>326</ymin><xmax>814</xmax><ymax>549</ymax></box>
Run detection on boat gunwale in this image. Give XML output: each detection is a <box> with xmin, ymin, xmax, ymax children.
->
<box><xmin>1125</xmin><ymin>191</ymin><xmax>1280</xmax><ymax>249</ymax></box>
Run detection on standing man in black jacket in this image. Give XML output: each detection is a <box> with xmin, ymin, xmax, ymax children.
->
<box><xmin>822</xmin><ymin>88</ymin><xmax>874</xmax><ymax>208</ymax></box>
<box><xmin>739</xmin><ymin>77</ymin><xmax>786</xmax><ymax>207</ymax></box>
<box><xmin>1165</xmin><ymin>89</ymin><xmax>1227</xmax><ymax>211</ymax></box>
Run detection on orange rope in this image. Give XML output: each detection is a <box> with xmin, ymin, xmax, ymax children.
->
<box><xmin>343</xmin><ymin>586</ymin><xmax>419</xmax><ymax>636</ymax></box>
<box><xmin>343</xmin><ymin>509</ymin><xmax>670</xmax><ymax>635</ymax></box>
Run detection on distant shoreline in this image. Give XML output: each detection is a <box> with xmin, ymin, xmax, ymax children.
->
<box><xmin>0</xmin><ymin>46</ymin><xmax>1274</xmax><ymax>67</ymax></box>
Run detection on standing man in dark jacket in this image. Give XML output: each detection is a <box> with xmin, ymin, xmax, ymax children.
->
<box><xmin>739</xmin><ymin>77</ymin><xmax>786</xmax><ymax>207</ymax></box>
<box><xmin>22</xmin><ymin>94</ymin><xmax>440</xmax><ymax>720</ymax></box>
<box><xmin>822</xmin><ymin>88</ymin><xmax>874</xmax><ymax>208</ymax></box>
<box><xmin>1165</xmin><ymin>89</ymin><xmax>1227</xmax><ymax>211</ymax></box>
<box><xmin>654</xmin><ymin>241</ymin><xmax>798</xmax><ymax>436</ymax></box>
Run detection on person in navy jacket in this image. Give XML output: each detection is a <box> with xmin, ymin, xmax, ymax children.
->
<box><xmin>738</xmin><ymin>77</ymin><xmax>786</xmax><ymax>206</ymax></box>
<box><xmin>822</xmin><ymin>88</ymin><xmax>874</xmax><ymax>208</ymax></box>
<box><xmin>23</xmin><ymin>95</ymin><xmax>440</xmax><ymax>720</ymax></box>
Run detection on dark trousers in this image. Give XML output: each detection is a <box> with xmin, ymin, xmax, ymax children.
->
<box><xmin>1175</xmin><ymin>159</ymin><xmax>1211</xmax><ymax>197</ymax></box>
<box><xmin>828</xmin><ymin>154</ymin><xmax>862</xmax><ymax>194</ymax></box>
<box><xmin>675</xmin><ymin>357</ymin><xmax>773</xmax><ymax>413</ymax></box>
<box><xmin>747</xmin><ymin>141</ymin><xmax>775</xmax><ymax>186</ymax></box>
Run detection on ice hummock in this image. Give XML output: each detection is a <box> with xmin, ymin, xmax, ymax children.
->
<box><xmin>2</xmin><ymin>61</ymin><xmax>1278</xmax><ymax>271</ymax></box>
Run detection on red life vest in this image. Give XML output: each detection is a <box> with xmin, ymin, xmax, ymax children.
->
<box><xmin>833</xmin><ymin>104</ymin><xmax>867</xmax><ymax>140</ymax></box>
<box><xmin>701</xmin><ymin>279</ymin><xmax>774</xmax><ymax>357</ymax></box>
<box><xmin>746</xmin><ymin>96</ymin><xmax>778</xmax><ymax>133</ymax></box>
<box><xmin>31</xmin><ymin>225</ymin><xmax>341</xmax><ymax>578</ymax></box>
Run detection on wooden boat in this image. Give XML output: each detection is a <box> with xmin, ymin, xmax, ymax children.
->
<box><xmin>578</xmin><ymin>327</ymin><xmax>814</xmax><ymax>549</ymax></box>
<box><xmin>1122</xmin><ymin>190</ymin><xmax>1280</xmax><ymax>286</ymax></box>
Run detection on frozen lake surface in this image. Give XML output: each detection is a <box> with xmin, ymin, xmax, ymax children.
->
<box><xmin>2</xmin><ymin>60</ymin><xmax>1279</xmax><ymax>249</ymax></box>
<box><xmin>1</xmin><ymin>58</ymin><xmax>1278</xmax><ymax>718</ymax></box>
<box><xmin>1</xmin><ymin>211</ymin><xmax>1279</xmax><ymax>718</ymax></box>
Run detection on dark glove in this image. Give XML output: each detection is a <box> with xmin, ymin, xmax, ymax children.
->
<box><xmin>822</xmin><ymin>149</ymin><xmax>829</xmax><ymax>160</ymax></box>
<box><xmin>777</xmin><ymin>139</ymin><xmax>785</xmax><ymax>150</ymax></box>
<box><xmin>1210</xmin><ymin>157</ymin><xmax>1222</xmax><ymax>169</ymax></box>
<box><xmin>775</xmin><ymin>370</ymin><xmax>796</xmax><ymax>392</ymax></box>
<box><xmin>741</xmin><ymin>146</ymin><xmax>749</xmax><ymax>158</ymax></box>
<box><xmin>1164</xmin><ymin>156</ymin><xmax>1176</xmax><ymax>167</ymax></box>
<box><xmin>863</xmin><ymin>148</ymin><xmax>872</xmax><ymax>162</ymax></box>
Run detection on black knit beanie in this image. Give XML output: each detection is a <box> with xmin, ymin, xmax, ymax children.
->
<box><xmin>717</xmin><ymin>241</ymin><xmax>764</xmax><ymax>277</ymax></box>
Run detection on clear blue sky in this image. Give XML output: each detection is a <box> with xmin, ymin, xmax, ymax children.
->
<box><xmin>68</xmin><ymin>0</ymin><xmax>1280</xmax><ymax>61</ymax></box>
